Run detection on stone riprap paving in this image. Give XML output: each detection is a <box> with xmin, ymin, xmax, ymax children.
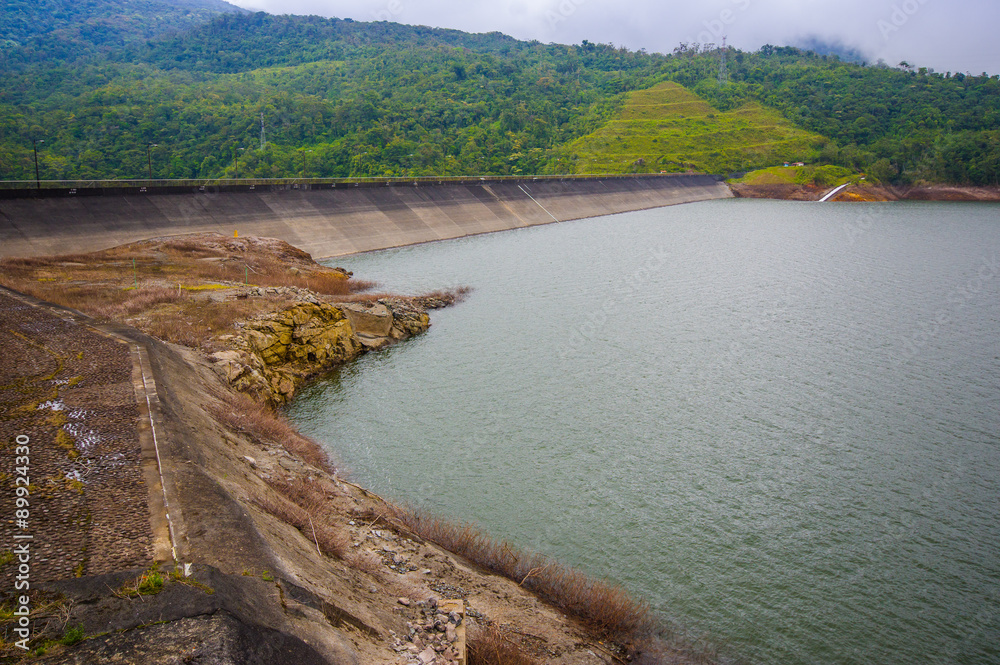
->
<box><xmin>0</xmin><ymin>290</ymin><xmax>153</xmax><ymax>589</ymax></box>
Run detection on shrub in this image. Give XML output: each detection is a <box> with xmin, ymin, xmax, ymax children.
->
<box><xmin>250</xmin><ymin>479</ymin><xmax>348</xmax><ymax>559</ymax></box>
<box><xmin>210</xmin><ymin>389</ymin><xmax>333</xmax><ymax>473</ymax></box>
<box><xmin>115</xmin><ymin>567</ymin><xmax>165</xmax><ymax>598</ymax></box>
<box><xmin>468</xmin><ymin>625</ymin><xmax>540</xmax><ymax>665</ymax></box>
<box><xmin>379</xmin><ymin>506</ymin><xmax>652</xmax><ymax>640</ymax></box>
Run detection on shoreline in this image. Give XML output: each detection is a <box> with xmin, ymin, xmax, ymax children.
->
<box><xmin>730</xmin><ymin>181</ymin><xmax>1000</xmax><ymax>202</ymax></box>
<box><xmin>0</xmin><ymin>235</ymin><xmax>710</xmax><ymax>664</ymax></box>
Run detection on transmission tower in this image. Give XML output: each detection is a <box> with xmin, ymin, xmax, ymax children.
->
<box><xmin>260</xmin><ymin>112</ymin><xmax>266</xmax><ymax>150</ymax></box>
<box><xmin>718</xmin><ymin>36</ymin><xmax>729</xmax><ymax>85</ymax></box>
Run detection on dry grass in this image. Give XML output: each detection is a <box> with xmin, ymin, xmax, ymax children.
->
<box><xmin>233</xmin><ymin>254</ymin><xmax>374</xmax><ymax>296</ymax></box>
<box><xmin>210</xmin><ymin>374</ymin><xmax>351</xmax><ymax>559</ymax></box>
<box><xmin>140</xmin><ymin>297</ymin><xmax>278</xmax><ymax>351</ymax></box>
<box><xmin>377</xmin><ymin>506</ymin><xmax>652</xmax><ymax>641</ymax></box>
<box><xmin>333</xmin><ymin>286</ymin><xmax>471</xmax><ymax>307</ymax></box>
<box><xmin>0</xmin><ymin>233</ymin><xmax>373</xmax><ymax>313</ymax></box>
<box><xmin>467</xmin><ymin>625</ymin><xmax>542</xmax><ymax>665</ymax></box>
<box><xmin>265</xmin><ymin>478</ymin><xmax>348</xmax><ymax>558</ymax></box>
<box><xmin>0</xmin><ymin>273</ymin><xmax>185</xmax><ymax>318</ymax></box>
<box><xmin>250</xmin><ymin>487</ymin><xmax>348</xmax><ymax>559</ymax></box>
<box><xmin>209</xmin><ymin>389</ymin><xmax>334</xmax><ymax>473</ymax></box>
<box><xmin>0</xmin><ymin>265</ymin><xmax>286</xmax><ymax>351</ymax></box>
<box><xmin>328</xmin><ymin>291</ymin><xmax>399</xmax><ymax>303</ymax></box>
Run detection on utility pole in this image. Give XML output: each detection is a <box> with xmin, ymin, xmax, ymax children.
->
<box><xmin>260</xmin><ymin>112</ymin><xmax>266</xmax><ymax>151</ymax></box>
<box><xmin>235</xmin><ymin>146</ymin><xmax>245</xmax><ymax>180</ymax></box>
<box><xmin>302</xmin><ymin>149</ymin><xmax>312</xmax><ymax>179</ymax></box>
<box><xmin>32</xmin><ymin>138</ymin><xmax>43</xmax><ymax>190</ymax></box>
<box><xmin>718</xmin><ymin>36</ymin><xmax>729</xmax><ymax>86</ymax></box>
<box><xmin>146</xmin><ymin>143</ymin><xmax>158</xmax><ymax>182</ymax></box>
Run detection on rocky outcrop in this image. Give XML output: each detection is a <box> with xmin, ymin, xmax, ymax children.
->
<box><xmin>210</xmin><ymin>298</ymin><xmax>430</xmax><ymax>404</ymax></box>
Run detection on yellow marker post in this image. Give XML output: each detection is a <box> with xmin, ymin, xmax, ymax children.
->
<box><xmin>234</xmin><ymin>229</ymin><xmax>238</xmax><ymax>238</ymax></box>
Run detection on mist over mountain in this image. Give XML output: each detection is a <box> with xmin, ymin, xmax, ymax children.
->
<box><xmin>791</xmin><ymin>37</ymin><xmax>870</xmax><ymax>65</ymax></box>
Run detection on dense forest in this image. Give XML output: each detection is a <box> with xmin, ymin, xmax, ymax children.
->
<box><xmin>666</xmin><ymin>45</ymin><xmax>1000</xmax><ymax>185</ymax></box>
<box><xmin>1</xmin><ymin>1</ymin><xmax>998</xmax><ymax>184</ymax></box>
<box><xmin>0</xmin><ymin>0</ymin><xmax>244</xmax><ymax>67</ymax></box>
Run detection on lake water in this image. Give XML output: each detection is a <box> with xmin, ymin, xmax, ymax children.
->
<box><xmin>288</xmin><ymin>199</ymin><xmax>1000</xmax><ymax>665</ymax></box>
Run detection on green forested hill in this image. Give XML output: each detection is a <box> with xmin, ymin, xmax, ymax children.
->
<box><xmin>0</xmin><ymin>0</ymin><xmax>245</xmax><ymax>67</ymax></box>
<box><xmin>0</xmin><ymin>5</ymin><xmax>998</xmax><ymax>184</ymax></box>
<box><xmin>663</xmin><ymin>46</ymin><xmax>1000</xmax><ymax>184</ymax></box>
<box><xmin>0</xmin><ymin>14</ymin><xmax>669</xmax><ymax>180</ymax></box>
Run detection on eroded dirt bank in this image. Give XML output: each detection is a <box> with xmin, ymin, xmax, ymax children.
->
<box><xmin>0</xmin><ymin>235</ymin><xmax>709</xmax><ymax>664</ymax></box>
<box><xmin>730</xmin><ymin>181</ymin><xmax>1000</xmax><ymax>202</ymax></box>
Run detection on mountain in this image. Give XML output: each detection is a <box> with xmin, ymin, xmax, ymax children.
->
<box><xmin>0</xmin><ymin>0</ymin><xmax>245</xmax><ymax>67</ymax></box>
<box><xmin>0</xmin><ymin>4</ymin><xmax>997</xmax><ymax>185</ymax></box>
<box><xmin>0</xmin><ymin>12</ymin><xmax>671</xmax><ymax>180</ymax></box>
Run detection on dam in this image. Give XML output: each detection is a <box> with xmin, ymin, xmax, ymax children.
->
<box><xmin>0</xmin><ymin>174</ymin><xmax>731</xmax><ymax>258</ymax></box>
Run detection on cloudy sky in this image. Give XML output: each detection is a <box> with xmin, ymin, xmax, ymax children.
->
<box><xmin>228</xmin><ymin>0</ymin><xmax>999</xmax><ymax>75</ymax></box>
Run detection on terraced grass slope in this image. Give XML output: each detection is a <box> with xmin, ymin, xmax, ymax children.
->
<box><xmin>555</xmin><ymin>81</ymin><xmax>828</xmax><ymax>175</ymax></box>
<box><xmin>733</xmin><ymin>164</ymin><xmax>856</xmax><ymax>187</ymax></box>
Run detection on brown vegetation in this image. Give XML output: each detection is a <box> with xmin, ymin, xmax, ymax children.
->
<box><xmin>251</xmin><ymin>480</ymin><xmax>348</xmax><ymax>559</ymax></box>
<box><xmin>0</xmin><ymin>233</ymin><xmax>377</xmax><ymax>352</ymax></box>
<box><xmin>467</xmin><ymin>625</ymin><xmax>542</xmax><ymax>665</ymax></box>
<box><xmin>209</xmin><ymin>389</ymin><xmax>335</xmax><ymax>473</ymax></box>
<box><xmin>0</xmin><ymin>232</ymin><xmax>371</xmax><ymax>304</ymax></box>
<box><xmin>141</xmin><ymin>297</ymin><xmax>278</xmax><ymax>350</ymax></box>
<box><xmin>376</xmin><ymin>507</ymin><xmax>652</xmax><ymax>641</ymax></box>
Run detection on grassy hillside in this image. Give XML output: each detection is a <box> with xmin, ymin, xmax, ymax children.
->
<box><xmin>665</xmin><ymin>46</ymin><xmax>1000</xmax><ymax>185</ymax></box>
<box><xmin>552</xmin><ymin>81</ymin><xmax>827</xmax><ymax>174</ymax></box>
<box><xmin>733</xmin><ymin>164</ymin><xmax>856</xmax><ymax>186</ymax></box>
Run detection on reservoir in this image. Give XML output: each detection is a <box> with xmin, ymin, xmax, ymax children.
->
<box><xmin>288</xmin><ymin>198</ymin><xmax>1000</xmax><ymax>664</ymax></box>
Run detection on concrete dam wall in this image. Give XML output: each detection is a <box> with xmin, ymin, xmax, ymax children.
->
<box><xmin>0</xmin><ymin>175</ymin><xmax>731</xmax><ymax>259</ymax></box>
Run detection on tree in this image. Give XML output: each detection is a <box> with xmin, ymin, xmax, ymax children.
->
<box><xmin>868</xmin><ymin>157</ymin><xmax>897</xmax><ymax>183</ymax></box>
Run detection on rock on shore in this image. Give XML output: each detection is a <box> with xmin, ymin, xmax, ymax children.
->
<box><xmin>210</xmin><ymin>295</ymin><xmax>430</xmax><ymax>404</ymax></box>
